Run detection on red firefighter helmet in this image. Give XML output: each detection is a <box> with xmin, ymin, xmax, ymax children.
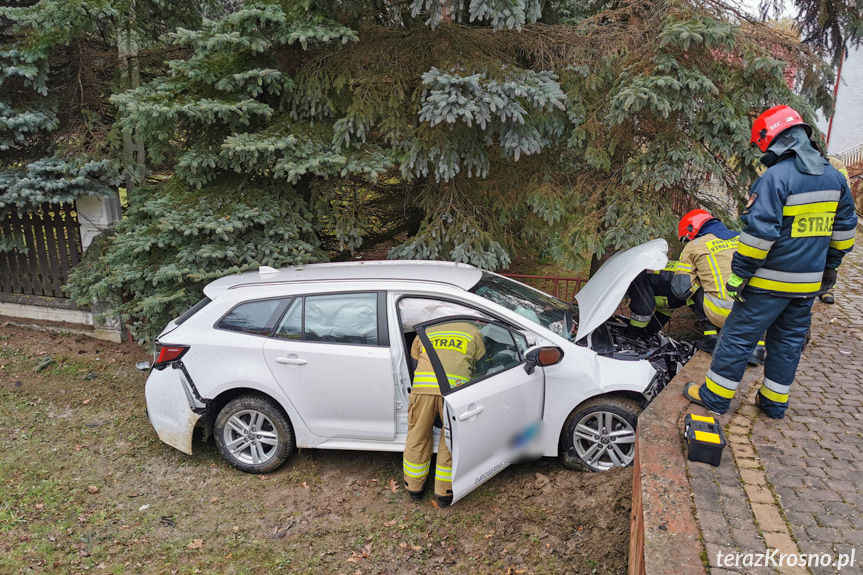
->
<box><xmin>750</xmin><ymin>105</ymin><xmax>812</xmax><ymax>153</ymax></box>
<box><xmin>678</xmin><ymin>209</ymin><xmax>714</xmax><ymax>241</ymax></box>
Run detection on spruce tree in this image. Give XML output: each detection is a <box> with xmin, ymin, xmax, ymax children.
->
<box><xmin>0</xmin><ymin>0</ymin><xmax>121</xmax><ymax>216</ymax></box>
<box><xmin>59</xmin><ymin>0</ymin><xmax>835</xmax><ymax>341</ymax></box>
<box><xmin>0</xmin><ymin>0</ymin><xmax>210</xmax><ymax>221</ymax></box>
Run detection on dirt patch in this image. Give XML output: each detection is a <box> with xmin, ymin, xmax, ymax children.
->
<box><xmin>0</xmin><ymin>324</ymin><xmax>631</xmax><ymax>574</ymax></box>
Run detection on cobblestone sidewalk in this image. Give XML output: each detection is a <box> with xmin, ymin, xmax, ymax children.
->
<box><xmin>688</xmin><ymin>241</ymin><xmax>863</xmax><ymax>575</ymax></box>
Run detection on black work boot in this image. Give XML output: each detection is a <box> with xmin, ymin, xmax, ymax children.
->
<box><xmin>695</xmin><ymin>334</ymin><xmax>718</xmax><ymax>353</ymax></box>
<box><xmin>406</xmin><ymin>480</ymin><xmax>425</xmax><ymax>502</ymax></box>
<box><xmin>755</xmin><ymin>393</ymin><xmax>785</xmax><ymax>420</ymax></box>
<box><xmin>748</xmin><ymin>344</ymin><xmax>766</xmax><ymax>366</ymax></box>
<box><xmin>431</xmin><ymin>494</ymin><xmax>452</xmax><ymax>508</ymax></box>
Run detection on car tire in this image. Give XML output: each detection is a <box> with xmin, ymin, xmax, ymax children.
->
<box><xmin>559</xmin><ymin>395</ymin><xmax>643</xmax><ymax>472</ymax></box>
<box><xmin>215</xmin><ymin>394</ymin><xmax>295</xmax><ymax>474</ymax></box>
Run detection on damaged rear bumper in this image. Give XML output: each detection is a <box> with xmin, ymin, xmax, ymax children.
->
<box><xmin>144</xmin><ymin>364</ymin><xmax>206</xmax><ymax>455</ymax></box>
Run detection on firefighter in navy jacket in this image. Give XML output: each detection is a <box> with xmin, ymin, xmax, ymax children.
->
<box><xmin>684</xmin><ymin>105</ymin><xmax>857</xmax><ymax>418</ymax></box>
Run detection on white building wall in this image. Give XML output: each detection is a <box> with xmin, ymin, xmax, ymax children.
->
<box><xmin>816</xmin><ymin>46</ymin><xmax>863</xmax><ymax>155</ymax></box>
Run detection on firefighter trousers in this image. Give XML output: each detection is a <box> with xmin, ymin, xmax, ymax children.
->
<box><xmin>403</xmin><ymin>393</ymin><xmax>453</xmax><ymax>498</ymax></box>
<box><xmin>699</xmin><ymin>290</ymin><xmax>814</xmax><ymax>418</ymax></box>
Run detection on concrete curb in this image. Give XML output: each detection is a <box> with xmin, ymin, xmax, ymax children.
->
<box><xmin>629</xmin><ymin>351</ymin><xmax>712</xmax><ymax>575</ymax></box>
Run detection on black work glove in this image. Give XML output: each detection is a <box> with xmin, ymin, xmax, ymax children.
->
<box><xmin>821</xmin><ymin>268</ymin><xmax>838</xmax><ymax>292</ymax></box>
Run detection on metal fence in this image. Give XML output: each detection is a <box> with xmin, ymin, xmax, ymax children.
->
<box><xmin>838</xmin><ymin>143</ymin><xmax>863</xmax><ymax>168</ymax></box>
<box><xmin>502</xmin><ymin>274</ymin><xmax>588</xmax><ymax>302</ymax></box>
<box><xmin>0</xmin><ymin>204</ymin><xmax>82</xmax><ymax>298</ymax></box>
<box><xmin>671</xmin><ymin>193</ymin><xmax>699</xmax><ymax>217</ymax></box>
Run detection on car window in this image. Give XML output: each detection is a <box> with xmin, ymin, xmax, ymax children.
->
<box><xmin>273</xmin><ymin>298</ymin><xmax>302</xmax><ymax>340</ymax></box>
<box><xmin>470</xmin><ymin>272</ymin><xmax>577</xmax><ymax>339</ymax></box>
<box><xmin>475</xmin><ymin>323</ymin><xmax>524</xmax><ymax>379</ymax></box>
<box><xmin>304</xmin><ymin>293</ymin><xmax>378</xmax><ymax>345</ymax></box>
<box><xmin>218</xmin><ymin>299</ymin><xmax>285</xmax><ymax>335</ymax></box>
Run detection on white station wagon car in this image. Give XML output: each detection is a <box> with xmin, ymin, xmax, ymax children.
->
<box><xmin>144</xmin><ymin>239</ymin><xmax>691</xmax><ymax>504</ymax></box>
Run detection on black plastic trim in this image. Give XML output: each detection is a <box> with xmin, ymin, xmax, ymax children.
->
<box><xmin>176</xmin><ymin>297</ymin><xmax>212</xmax><ymax>326</ymax></box>
<box><xmin>376</xmin><ymin>291</ymin><xmax>389</xmax><ymax>347</ymax></box>
<box><xmin>173</xmin><ymin>361</ymin><xmax>209</xmax><ymax>406</ymax></box>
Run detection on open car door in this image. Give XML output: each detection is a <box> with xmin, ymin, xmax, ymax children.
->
<box><xmin>414</xmin><ymin>317</ymin><xmax>560</xmax><ymax>505</ymax></box>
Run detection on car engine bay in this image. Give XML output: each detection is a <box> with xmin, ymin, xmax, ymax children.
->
<box><xmin>579</xmin><ymin>316</ymin><xmax>696</xmax><ymax>405</ymax></box>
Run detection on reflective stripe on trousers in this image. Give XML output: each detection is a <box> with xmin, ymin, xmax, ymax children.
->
<box><xmin>403</xmin><ymin>393</ymin><xmax>454</xmax><ymax>497</ymax></box>
<box><xmin>404</xmin><ymin>458</ymin><xmax>430</xmax><ymax>478</ymax></box>
<box><xmin>435</xmin><ymin>464</ymin><xmax>452</xmax><ymax>482</ymax></box>
<box><xmin>760</xmin><ymin>377</ymin><xmax>791</xmax><ymax>403</ymax></box>
<box><xmin>700</xmin><ymin>291</ymin><xmax>813</xmax><ymax>416</ymax></box>
<box><xmin>705</xmin><ymin>369</ymin><xmax>740</xmax><ymax>399</ymax></box>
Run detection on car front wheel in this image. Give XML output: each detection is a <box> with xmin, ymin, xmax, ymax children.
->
<box><xmin>559</xmin><ymin>396</ymin><xmax>642</xmax><ymax>472</ymax></box>
<box><xmin>215</xmin><ymin>394</ymin><xmax>295</xmax><ymax>474</ymax></box>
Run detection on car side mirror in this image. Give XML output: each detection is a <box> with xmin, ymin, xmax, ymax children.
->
<box><xmin>524</xmin><ymin>346</ymin><xmax>565</xmax><ymax>375</ymax></box>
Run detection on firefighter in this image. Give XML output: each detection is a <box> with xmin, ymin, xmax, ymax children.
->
<box><xmin>820</xmin><ymin>157</ymin><xmax>853</xmax><ymax>304</ymax></box>
<box><xmin>684</xmin><ymin>105</ymin><xmax>857</xmax><ymax>418</ymax></box>
<box><xmin>403</xmin><ymin>320</ymin><xmax>485</xmax><ymax>507</ymax></box>
<box><xmin>671</xmin><ymin>210</ymin><xmax>739</xmax><ymax>347</ymax></box>
<box><xmin>626</xmin><ymin>260</ymin><xmax>697</xmax><ymax>338</ymax></box>
<box><xmin>671</xmin><ymin>210</ymin><xmax>766</xmax><ymax>363</ymax></box>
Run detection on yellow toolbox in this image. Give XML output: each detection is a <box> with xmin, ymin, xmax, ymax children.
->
<box><xmin>684</xmin><ymin>413</ymin><xmax>726</xmax><ymax>467</ymax></box>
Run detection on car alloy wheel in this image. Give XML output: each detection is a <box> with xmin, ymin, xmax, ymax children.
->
<box><xmin>559</xmin><ymin>395</ymin><xmax>642</xmax><ymax>472</ymax></box>
<box><xmin>215</xmin><ymin>394</ymin><xmax>294</xmax><ymax>474</ymax></box>
<box><xmin>572</xmin><ymin>410</ymin><xmax>636</xmax><ymax>471</ymax></box>
<box><xmin>223</xmin><ymin>409</ymin><xmax>279</xmax><ymax>466</ymax></box>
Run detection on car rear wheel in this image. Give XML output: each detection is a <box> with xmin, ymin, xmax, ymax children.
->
<box><xmin>215</xmin><ymin>394</ymin><xmax>294</xmax><ymax>474</ymax></box>
<box><xmin>559</xmin><ymin>396</ymin><xmax>642</xmax><ymax>472</ymax></box>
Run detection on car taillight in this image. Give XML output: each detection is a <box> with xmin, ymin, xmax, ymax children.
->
<box><xmin>153</xmin><ymin>343</ymin><xmax>189</xmax><ymax>370</ymax></box>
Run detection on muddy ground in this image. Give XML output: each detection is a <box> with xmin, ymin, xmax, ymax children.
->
<box><xmin>0</xmin><ymin>324</ymin><xmax>631</xmax><ymax>575</ymax></box>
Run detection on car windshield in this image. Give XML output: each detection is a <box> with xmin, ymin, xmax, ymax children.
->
<box><xmin>469</xmin><ymin>272</ymin><xmax>578</xmax><ymax>339</ymax></box>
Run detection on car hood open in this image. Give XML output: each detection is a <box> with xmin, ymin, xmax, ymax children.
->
<box><xmin>574</xmin><ymin>239</ymin><xmax>669</xmax><ymax>341</ymax></box>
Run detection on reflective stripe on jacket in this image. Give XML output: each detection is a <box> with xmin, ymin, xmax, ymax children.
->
<box><xmin>675</xmin><ymin>233</ymin><xmax>738</xmax><ymax>326</ymax></box>
<box><xmin>410</xmin><ymin>322</ymin><xmax>486</xmax><ymax>395</ymax></box>
<box><xmin>733</xmin><ymin>157</ymin><xmax>857</xmax><ymax>297</ymax></box>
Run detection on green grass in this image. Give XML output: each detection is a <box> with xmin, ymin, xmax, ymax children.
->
<box><xmin>0</xmin><ymin>327</ymin><xmax>631</xmax><ymax>574</ymax></box>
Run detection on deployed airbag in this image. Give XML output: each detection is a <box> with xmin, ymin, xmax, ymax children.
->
<box><xmin>398</xmin><ymin>298</ymin><xmax>486</xmax><ymax>332</ymax></box>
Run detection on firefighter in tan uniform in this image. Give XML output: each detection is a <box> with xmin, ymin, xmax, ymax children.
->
<box><xmin>672</xmin><ymin>210</ymin><xmax>766</xmax><ymax>363</ymax></box>
<box><xmin>403</xmin><ymin>321</ymin><xmax>485</xmax><ymax>508</ymax></box>
<box><xmin>672</xmin><ymin>210</ymin><xmax>739</xmax><ymax>329</ymax></box>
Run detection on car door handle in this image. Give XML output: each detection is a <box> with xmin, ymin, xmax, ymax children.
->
<box><xmin>458</xmin><ymin>406</ymin><xmax>484</xmax><ymax>421</ymax></box>
<box><xmin>275</xmin><ymin>357</ymin><xmax>307</xmax><ymax>365</ymax></box>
